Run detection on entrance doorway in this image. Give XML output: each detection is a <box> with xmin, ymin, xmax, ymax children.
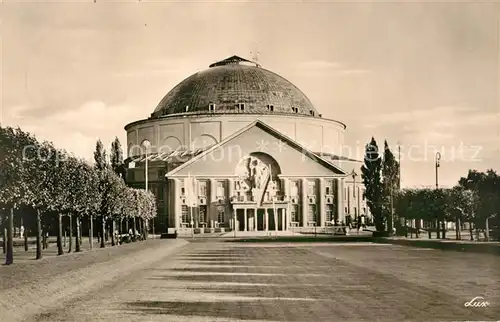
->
<box><xmin>257</xmin><ymin>209</ymin><xmax>265</xmax><ymax>231</ymax></box>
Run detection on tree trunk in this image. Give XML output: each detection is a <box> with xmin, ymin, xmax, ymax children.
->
<box><xmin>469</xmin><ymin>222</ymin><xmax>474</xmax><ymax>241</ymax></box>
<box><xmin>455</xmin><ymin>216</ymin><xmax>460</xmax><ymax>240</ymax></box>
<box><xmin>36</xmin><ymin>209</ymin><xmax>42</xmax><ymax>260</ymax></box>
<box><xmin>5</xmin><ymin>207</ymin><xmax>14</xmax><ymax>265</ymax></box>
<box><xmin>111</xmin><ymin>219</ymin><xmax>116</xmax><ymax>246</ymax></box>
<box><xmin>100</xmin><ymin>216</ymin><xmax>105</xmax><ymax>248</ymax></box>
<box><xmin>68</xmin><ymin>214</ymin><xmax>73</xmax><ymax>253</ymax></box>
<box><xmin>57</xmin><ymin>213</ymin><xmax>64</xmax><ymax>256</ymax></box>
<box><xmin>89</xmin><ymin>215</ymin><xmax>93</xmax><ymax>250</ymax></box>
<box><xmin>436</xmin><ymin>220</ymin><xmax>441</xmax><ymax>239</ymax></box>
<box><xmin>126</xmin><ymin>218</ymin><xmax>129</xmax><ymax>234</ymax></box>
<box><xmin>442</xmin><ymin>220</ymin><xmax>446</xmax><ymax>239</ymax></box>
<box><xmin>144</xmin><ymin>219</ymin><xmax>148</xmax><ymax>240</ymax></box>
<box><xmin>75</xmin><ymin>216</ymin><xmax>81</xmax><ymax>252</ymax></box>
<box><xmin>24</xmin><ymin>228</ymin><xmax>28</xmax><ymax>251</ymax></box>
<box><xmin>2</xmin><ymin>228</ymin><xmax>6</xmax><ymax>254</ymax></box>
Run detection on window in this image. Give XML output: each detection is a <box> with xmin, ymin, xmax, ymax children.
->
<box><xmin>216</xmin><ymin>181</ymin><xmax>225</xmax><ymax>198</ymax></box>
<box><xmin>345</xmin><ymin>207</ymin><xmax>348</xmax><ymax>214</ymax></box>
<box><xmin>238</xmin><ymin>103</ymin><xmax>245</xmax><ymax>111</ymax></box>
<box><xmin>185</xmin><ymin>105</ymin><xmax>189</xmax><ymax>112</ymax></box>
<box><xmin>362</xmin><ymin>190</ymin><xmax>366</xmax><ymax>201</ymax></box>
<box><xmin>217</xmin><ymin>206</ymin><xmax>225</xmax><ymax>223</ymax></box>
<box><xmin>325</xmin><ymin>180</ymin><xmax>334</xmax><ymax>195</ymax></box>
<box><xmin>292</xmin><ymin>107</ymin><xmax>298</xmax><ymax>113</ymax></box>
<box><xmin>363</xmin><ymin>207</ymin><xmax>366</xmax><ymax>214</ymax></box>
<box><xmin>325</xmin><ymin>204</ymin><xmax>334</xmax><ymax>222</ymax></box>
<box><xmin>198</xmin><ymin>206</ymin><xmax>207</xmax><ymax>223</ymax></box>
<box><xmin>290</xmin><ymin>181</ymin><xmax>299</xmax><ymax>197</ymax></box>
<box><xmin>307</xmin><ymin>180</ymin><xmax>316</xmax><ymax>196</ymax></box>
<box><xmin>209</xmin><ymin>103</ymin><xmax>215</xmax><ymax>111</ymax></box>
<box><xmin>291</xmin><ymin>204</ymin><xmax>299</xmax><ymax>222</ymax></box>
<box><xmin>344</xmin><ymin>187</ymin><xmax>347</xmax><ymax>200</ymax></box>
<box><xmin>267</xmin><ymin>104</ymin><xmax>274</xmax><ymax>112</ymax></box>
<box><xmin>308</xmin><ymin>204</ymin><xmax>317</xmax><ymax>223</ymax></box>
<box><xmin>181</xmin><ymin>205</ymin><xmax>189</xmax><ymax>224</ymax></box>
<box><xmin>310</xmin><ymin>110</ymin><xmax>315</xmax><ymax>116</ymax></box>
<box><xmin>198</xmin><ymin>180</ymin><xmax>207</xmax><ymax>196</ymax></box>
<box><xmin>180</xmin><ymin>179</ymin><xmax>186</xmax><ymax>195</ymax></box>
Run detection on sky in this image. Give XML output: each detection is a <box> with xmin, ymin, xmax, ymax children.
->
<box><xmin>1</xmin><ymin>0</ymin><xmax>499</xmax><ymax>188</ymax></box>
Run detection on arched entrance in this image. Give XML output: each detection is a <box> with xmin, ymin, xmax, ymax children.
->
<box><xmin>232</xmin><ymin>152</ymin><xmax>287</xmax><ymax>232</ymax></box>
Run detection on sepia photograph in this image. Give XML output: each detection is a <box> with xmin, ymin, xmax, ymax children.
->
<box><xmin>0</xmin><ymin>0</ymin><xmax>499</xmax><ymax>321</ymax></box>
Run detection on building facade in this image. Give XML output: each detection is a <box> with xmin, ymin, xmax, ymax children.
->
<box><xmin>124</xmin><ymin>56</ymin><xmax>369</xmax><ymax>234</ymax></box>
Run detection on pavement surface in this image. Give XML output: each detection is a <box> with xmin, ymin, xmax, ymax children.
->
<box><xmin>1</xmin><ymin>240</ymin><xmax>499</xmax><ymax>322</ymax></box>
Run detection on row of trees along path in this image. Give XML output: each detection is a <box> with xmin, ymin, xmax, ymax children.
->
<box><xmin>0</xmin><ymin>126</ymin><xmax>157</xmax><ymax>265</ymax></box>
<box><xmin>361</xmin><ymin>137</ymin><xmax>500</xmax><ymax>240</ymax></box>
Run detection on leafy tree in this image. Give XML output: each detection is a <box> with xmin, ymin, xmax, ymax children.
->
<box><xmin>361</xmin><ymin>137</ymin><xmax>385</xmax><ymax>232</ymax></box>
<box><xmin>94</xmin><ymin>139</ymin><xmax>108</xmax><ymax>172</ymax></box>
<box><xmin>110</xmin><ymin>137</ymin><xmax>126</xmax><ymax>181</ymax></box>
<box><xmin>381</xmin><ymin>140</ymin><xmax>399</xmax><ymax>231</ymax></box>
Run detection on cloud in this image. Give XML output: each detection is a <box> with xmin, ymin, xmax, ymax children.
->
<box><xmin>2</xmin><ymin>101</ymin><xmax>145</xmax><ymax>161</ymax></box>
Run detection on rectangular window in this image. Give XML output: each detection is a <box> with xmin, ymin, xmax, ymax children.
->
<box><xmin>181</xmin><ymin>205</ymin><xmax>189</xmax><ymax>224</ymax></box>
<box><xmin>216</xmin><ymin>181</ymin><xmax>225</xmax><ymax>198</ymax></box>
<box><xmin>308</xmin><ymin>204</ymin><xmax>317</xmax><ymax>223</ymax></box>
<box><xmin>217</xmin><ymin>206</ymin><xmax>225</xmax><ymax>223</ymax></box>
<box><xmin>180</xmin><ymin>180</ymin><xmax>185</xmax><ymax>196</ymax></box>
<box><xmin>307</xmin><ymin>180</ymin><xmax>316</xmax><ymax>196</ymax></box>
<box><xmin>325</xmin><ymin>204</ymin><xmax>334</xmax><ymax>222</ymax></box>
<box><xmin>198</xmin><ymin>180</ymin><xmax>207</xmax><ymax>196</ymax></box>
<box><xmin>310</xmin><ymin>110</ymin><xmax>315</xmax><ymax>116</ymax></box>
<box><xmin>209</xmin><ymin>103</ymin><xmax>215</xmax><ymax>111</ymax></box>
<box><xmin>291</xmin><ymin>204</ymin><xmax>299</xmax><ymax>222</ymax></box>
<box><xmin>238</xmin><ymin>103</ymin><xmax>245</xmax><ymax>111</ymax></box>
<box><xmin>325</xmin><ymin>179</ymin><xmax>334</xmax><ymax>196</ymax></box>
<box><xmin>290</xmin><ymin>181</ymin><xmax>299</xmax><ymax>197</ymax></box>
<box><xmin>198</xmin><ymin>206</ymin><xmax>207</xmax><ymax>223</ymax></box>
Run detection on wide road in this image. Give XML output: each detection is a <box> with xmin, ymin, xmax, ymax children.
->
<box><xmin>2</xmin><ymin>240</ymin><xmax>500</xmax><ymax>322</ymax></box>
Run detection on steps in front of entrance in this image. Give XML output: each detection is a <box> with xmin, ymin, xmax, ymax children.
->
<box><xmin>219</xmin><ymin>230</ymin><xmax>297</xmax><ymax>237</ymax></box>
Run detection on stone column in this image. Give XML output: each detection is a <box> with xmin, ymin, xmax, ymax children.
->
<box><xmin>301</xmin><ymin>178</ymin><xmax>308</xmax><ymax>227</ymax></box>
<box><xmin>281</xmin><ymin>209</ymin><xmax>285</xmax><ymax>231</ymax></box>
<box><xmin>227</xmin><ymin>179</ymin><xmax>234</xmax><ymax>229</ymax></box>
<box><xmin>254</xmin><ymin>208</ymin><xmax>258</xmax><ymax>231</ymax></box>
<box><xmin>318</xmin><ymin>178</ymin><xmax>325</xmax><ymax>227</ymax></box>
<box><xmin>337</xmin><ymin>178</ymin><xmax>344</xmax><ymax>224</ymax></box>
<box><xmin>275</xmin><ymin>209</ymin><xmax>278</xmax><ymax>232</ymax></box>
<box><xmin>210</xmin><ymin>179</ymin><xmax>216</xmax><ymax>228</ymax></box>
<box><xmin>173</xmin><ymin>179</ymin><xmax>181</xmax><ymax>230</ymax></box>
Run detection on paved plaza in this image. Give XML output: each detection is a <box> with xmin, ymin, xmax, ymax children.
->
<box><xmin>1</xmin><ymin>239</ymin><xmax>499</xmax><ymax>322</ymax></box>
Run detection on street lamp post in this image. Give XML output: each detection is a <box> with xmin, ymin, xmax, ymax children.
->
<box><xmin>143</xmin><ymin>140</ymin><xmax>151</xmax><ymax>239</ymax></box>
<box><xmin>435</xmin><ymin>152</ymin><xmax>441</xmax><ymax>239</ymax></box>
<box><xmin>351</xmin><ymin>170</ymin><xmax>358</xmax><ymax>227</ymax></box>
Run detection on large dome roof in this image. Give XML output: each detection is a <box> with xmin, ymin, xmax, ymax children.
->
<box><xmin>151</xmin><ymin>56</ymin><xmax>320</xmax><ymax>118</ymax></box>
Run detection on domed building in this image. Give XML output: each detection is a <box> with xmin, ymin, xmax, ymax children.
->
<box><xmin>124</xmin><ymin>55</ymin><xmax>369</xmax><ymax>235</ymax></box>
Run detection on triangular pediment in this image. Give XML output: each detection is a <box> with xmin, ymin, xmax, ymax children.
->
<box><xmin>166</xmin><ymin>121</ymin><xmax>347</xmax><ymax>178</ymax></box>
